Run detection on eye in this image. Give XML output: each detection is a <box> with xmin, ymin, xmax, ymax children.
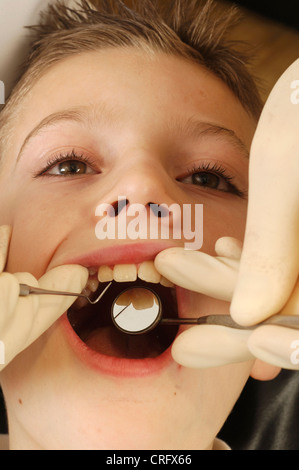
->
<box><xmin>48</xmin><ymin>159</ymin><xmax>92</xmax><ymax>176</ymax></box>
<box><xmin>179</xmin><ymin>162</ymin><xmax>245</xmax><ymax>198</ymax></box>
<box><xmin>190</xmin><ymin>171</ymin><xmax>222</xmax><ymax>189</ymax></box>
<box><xmin>34</xmin><ymin>150</ymin><xmax>98</xmax><ymax>178</ymax></box>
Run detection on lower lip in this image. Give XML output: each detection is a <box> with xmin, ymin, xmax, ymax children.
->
<box><xmin>61</xmin><ymin>314</ymin><xmax>174</xmax><ymax>378</ymax></box>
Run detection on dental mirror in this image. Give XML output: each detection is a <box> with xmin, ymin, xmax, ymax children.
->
<box><xmin>111</xmin><ymin>287</ymin><xmax>162</xmax><ymax>335</ymax></box>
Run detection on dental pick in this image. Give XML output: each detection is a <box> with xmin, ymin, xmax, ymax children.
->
<box><xmin>19</xmin><ymin>281</ymin><xmax>112</xmax><ymax>305</ymax></box>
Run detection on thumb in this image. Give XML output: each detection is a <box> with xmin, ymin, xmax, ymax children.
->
<box><xmin>172</xmin><ymin>324</ymin><xmax>253</xmax><ymax>368</ymax></box>
<box><xmin>155</xmin><ymin>247</ymin><xmax>238</xmax><ymax>301</ymax></box>
<box><xmin>0</xmin><ymin>226</ymin><xmax>12</xmax><ymax>273</ymax></box>
<box><xmin>29</xmin><ymin>264</ymin><xmax>88</xmax><ymax>342</ymax></box>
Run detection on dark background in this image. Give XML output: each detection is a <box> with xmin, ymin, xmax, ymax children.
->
<box><xmin>233</xmin><ymin>0</ymin><xmax>299</xmax><ymax>30</ymax></box>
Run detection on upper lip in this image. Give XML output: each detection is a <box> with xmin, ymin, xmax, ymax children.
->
<box><xmin>59</xmin><ymin>241</ymin><xmax>182</xmax><ymax>268</ymax></box>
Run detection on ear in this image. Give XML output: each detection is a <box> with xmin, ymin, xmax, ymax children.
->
<box><xmin>250</xmin><ymin>359</ymin><xmax>281</xmax><ymax>381</ymax></box>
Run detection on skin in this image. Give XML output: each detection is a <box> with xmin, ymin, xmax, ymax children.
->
<box><xmin>0</xmin><ymin>47</ymin><xmax>274</xmax><ymax>450</ymax></box>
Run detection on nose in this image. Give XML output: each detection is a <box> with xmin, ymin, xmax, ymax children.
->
<box><xmin>109</xmin><ymin>199</ymin><xmax>170</xmax><ymax>218</ymax></box>
<box><xmin>102</xmin><ymin>159</ymin><xmax>179</xmax><ymax>216</ymax></box>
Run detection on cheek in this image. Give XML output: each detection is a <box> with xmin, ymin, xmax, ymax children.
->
<box><xmin>201</xmin><ymin>199</ymin><xmax>247</xmax><ymax>255</ymax></box>
<box><xmin>4</xmin><ymin>187</ymin><xmax>78</xmax><ymax>277</ymax></box>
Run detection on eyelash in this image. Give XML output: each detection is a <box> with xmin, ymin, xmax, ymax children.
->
<box><xmin>181</xmin><ymin>162</ymin><xmax>246</xmax><ymax>198</ymax></box>
<box><xmin>34</xmin><ymin>151</ymin><xmax>246</xmax><ymax>198</ymax></box>
<box><xmin>34</xmin><ymin>150</ymin><xmax>98</xmax><ymax>178</ymax></box>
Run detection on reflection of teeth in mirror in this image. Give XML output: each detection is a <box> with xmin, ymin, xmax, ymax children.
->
<box><xmin>115</xmin><ymin>290</ymin><xmax>132</xmax><ymax>306</ymax></box>
<box><xmin>132</xmin><ymin>288</ymin><xmax>155</xmax><ymax>310</ymax></box>
<box><xmin>116</xmin><ymin>288</ymin><xmax>155</xmax><ymax>310</ymax></box>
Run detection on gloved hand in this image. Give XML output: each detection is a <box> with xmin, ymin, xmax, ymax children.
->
<box><xmin>229</xmin><ymin>59</ymin><xmax>299</xmax><ymax>371</ymax></box>
<box><xmin>0</xmin><ymin>225</ymin><xmax>88</xmax><ymax>370</ymax></box>
<box><xmin>155</xmin><ymin>237</ymin><xmax>299</xmax><ymax>370</ymax></box>
<box><xmin>155</xmin><ymin>237</ymin><xmax>254</xmax><ymax>368</ymax></box>
<box><xmin>155</xmin><ymin>59</ymin><xmax>299</xmax><ymax>371</ymax></box>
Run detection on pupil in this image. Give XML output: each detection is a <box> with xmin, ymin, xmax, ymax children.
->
<box><xmin>59</xmin><ymin>160</ymin><xmax>85</xmax><ymax>175</ymax></box>
<box><xmin>192</xmin><ymin>172</ymin><xmax>219</xmax><ymax>188</ymax></box>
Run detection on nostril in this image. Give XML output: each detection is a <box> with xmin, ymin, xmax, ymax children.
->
<box><xmin>149</xmin><ymin>203</ymin><xmax>169</xmax><ymax>218</ymax></box>
<box><xmin>110</xmin><ymin>198</ymin><xmax>129</xmax><ymax>217</ymax></box>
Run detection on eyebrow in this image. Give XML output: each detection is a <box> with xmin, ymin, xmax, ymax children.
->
<box><xmin>16</xmin><ymin>104</ymin><xmax>121</xmax><ymax>163</ymax></box>
<box><xmin>171</xmin><ymin>116</ymin><xmax>249</xmax><ymax>159</ymax></box>
<box><xmin>16</xmin><ymin>105</ymin><xmax>249</xmax><ymax>163</ymax></box>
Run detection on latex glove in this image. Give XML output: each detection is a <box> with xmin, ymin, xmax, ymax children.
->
<box><xmin>155</xmin><ymin>237</ymin><xmax>299</xmax><ymax>369</ymax></box>
<box><xmin>230</xmin><ymin>59</ymin><xmax>299</xmax><ymax>326</ymax></box>
<box><xmin>0</xmin><ymin>226</ymin><xmax>88</xmax><ymax>370</ymax></box>
<box><xmin>155</xmin><ymin>237</ymin><xmax>254</xmax><ymax>368</ymax></box>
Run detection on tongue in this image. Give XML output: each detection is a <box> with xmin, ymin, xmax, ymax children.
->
<box><xmin>84</xmin><ymin>326</ymin><xmax>164</xmax><ymax>359</ymax></box>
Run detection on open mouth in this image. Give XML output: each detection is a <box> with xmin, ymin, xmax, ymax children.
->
<box><xmin>67</xmin><ymin>262</ymin><xmax>179</xmax><ymax>360</ymax></box>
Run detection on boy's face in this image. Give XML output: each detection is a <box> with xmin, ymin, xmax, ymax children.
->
<box><xmin>0</xmin><ymin>48</ymin><xmax>256</xmax><ymax>449</ymax></box>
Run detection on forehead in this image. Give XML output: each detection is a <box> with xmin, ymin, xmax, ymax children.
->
<box><xmin>11</xmin><ymin>48</ymin><xmax>256</xmax><ymax>155</ymax></box>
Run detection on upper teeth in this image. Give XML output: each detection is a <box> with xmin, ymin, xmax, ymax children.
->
<box><xmin>73</xmin><ymin>262</ymin><xmax>173</xmax><ymax>309</ymax></box>
<box><xmin>96</xmin><ymin>261</ymin><xmax>173</xmax><ymax>286</ymax></box>
<box><xmin>89</xmin><ymin>261</ymin><xmax>173</xmax><ymax>292</ymax></box>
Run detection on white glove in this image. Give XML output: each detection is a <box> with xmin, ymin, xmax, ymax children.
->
<box><xmin>231</xmin><ymin>59</ymin><xmax>299</xmax><ymax>370</ymax></box>
<box><xmin>155</xmin><ymin>237</ymin><xmax>299</xmax><ymax>370</ymax></box>
<box><xmin>0</xmin><ymin>226</ymin><xmax>88</xmax><ymax>370</ymax></box>
<box><xmin>230</xmin><ymin>59</ymin><xmax>299</xmax><ymax>326</ymax></box>
<box><xmin>155</xmin><ymin>237</ymin><xmax>254</xmax><ymax>368</ymax></box>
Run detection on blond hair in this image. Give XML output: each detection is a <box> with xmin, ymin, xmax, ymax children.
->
<box><xmin>0</xmin><ymin>0</ymin><xmax>262</xmax><ymax>152</ymax></box>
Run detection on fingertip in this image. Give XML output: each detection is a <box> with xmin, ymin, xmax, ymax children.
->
<box><xmin>248</xmin><ymin>325</ymin><xmax>299</xmax><ymax>370</ymax></box>
<box><xmin>154</xmin><ymin>247</ymin><xmax>185</xmax><ymax>265</ymax></box>
<box><xmin>214</xmin><ymin>237</ymin><xmax>242</xmax><ymax>260</ymax></box>
<box><xmin>172</xmin><ymin>325</ymin><xmax>253</xmax><ymax>368</ymax></box>
<box><xmin>0</xmin><ymin>225</ymin><xmax>12</xmax><ymax>272</ymax></box>
<box><xmin>41</xmin><ymin>264</ymin><xmax>89</xmax><ymax>291</ymax></box>
<box><xmin>230</xmin><ymin>268</ymin><xmax>295</xmax><ymax>326</ymax></box>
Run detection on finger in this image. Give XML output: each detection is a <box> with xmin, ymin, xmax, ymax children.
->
<box><xmin>155</xmin><ymin>248</ymin><xmax>238</xmax><ymax>301</ymax></box>
<box><xmin>0</xmin><ymin>226</ymin><xmax>12</xmax><ymax>272</ymax></box>
<box><xmin>248</xmin><ymin>325</ymin><xmax>299</xmax><ymax>370</ymax></box>
<box><xmin>214</xmin><ymin>237</ymin><xmax>242</xmax><ymax>260</ymax></box>
<box><xmin>0</xmin><ymin>272</ymin><xmax>37</xmax><ymax>368</ymax></box>
<box><xmin>171</xmin><ymin>325</ymin><xmax>253</xmax><ymax>368</ymax></box>
<box><xmin>280</xmin><ymin>278</ymin><xmax>299</xmax><ymax>316</ymax></box>
<box><xmin>231</xmin><ymin>59</ymin><xmax>299</xmax><ymax>326</ymax></box>
<box><xmin>5</xmin><ymin>272</ymin><xmax>39</xmax><ymax>354</ymax></box>
<box><xmin>29</xmin><ymin>264</ymin><xmax>88</xmax><ymax>342</ymax></box>
<box><xmin>0</xmin><ymin>266</ymin><xmax>88</xmax><ymax>369</ymax></box>
<box><xmin>0</xmin><ymin>272</ymin><xmax>20</xmax><ymax>331</ymax></box>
